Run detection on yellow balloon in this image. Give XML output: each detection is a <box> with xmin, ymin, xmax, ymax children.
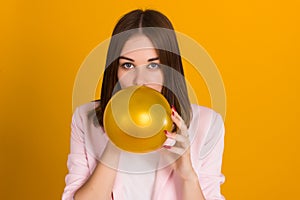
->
<box><xmin>103</xmin><ymin>86</ymin><xmax>173</xmax><ymax>153</ymax></box>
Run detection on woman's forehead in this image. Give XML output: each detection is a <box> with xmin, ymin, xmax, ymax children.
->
<box><xmin>120</xmin><ymin>34</ymin><xmax>156</xmax><ymax>55</ymax></box>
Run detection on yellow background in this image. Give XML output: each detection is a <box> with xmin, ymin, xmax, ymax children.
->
<box><xmin>1</xmin><ymin>0</ymin><xmax>299</xmax><ymax>199</ymax></box>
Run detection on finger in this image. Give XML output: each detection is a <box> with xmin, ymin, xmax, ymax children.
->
<box><xmin>171</xmin><ymin>110</ymin><xmax>183</xmax><ymax>128</ymax></box>
<box><xmin>164</xmin><ymin>130</ymin><xmax>187</xmax><ymax>143</ymax></box>
<box><xmin>171</xmin><ymin>117</ymin><xmax>188</xmax><ymax>137</ymax></box>
<box><xmin>162</xmin><ymin>137</ymin><xmax>176</xmax><ymax>147</ymax></box>
<box><xmin>171</xmin><ymin>114</ymin><xmax>185</xmax><ymax>130</ymax></box>
<box><xmin>164</xmin><ymin>146</ymin><xmax>185</xmax><ymax>155</ymax></box>
<box><xmin>171</xmin><ymin>107</ymin><xmax>188</xmax><ymax>130</ymax></box>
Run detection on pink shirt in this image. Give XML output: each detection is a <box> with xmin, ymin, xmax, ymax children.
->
<box><xmin>62</xmin><ymin>102</ymin><xmax>225</xmax><ymax>200</ymax></box>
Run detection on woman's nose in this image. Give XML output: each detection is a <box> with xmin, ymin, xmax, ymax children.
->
<box><xmin>133</xmin><ymin>67</ymin><xmax>147</xmax><ymax>86</ymax></box>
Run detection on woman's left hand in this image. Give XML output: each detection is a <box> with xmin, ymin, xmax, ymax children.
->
<box><xmin>162</xmin><ymin>106</ymin><xmax>198</xmax><ymax>181</ymax></box>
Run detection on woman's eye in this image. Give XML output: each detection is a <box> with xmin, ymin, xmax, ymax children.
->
<box><xmin>121</xmin><ymin>63</ymin><xmax>134</xmax><ymax>69</ymax></box>
<box><xmin>147</xmin><ymin>63</ymin><xmax>160</xmax><ymax>69</ymax></box>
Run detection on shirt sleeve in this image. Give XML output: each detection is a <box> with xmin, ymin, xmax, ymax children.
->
<box><xmin>198</xmin><ymin>112</ymin><xmax>226</xmax><ymax>200</ymax></box>
<box><xmin>62</xmin><ymin>107</ymin><xmax>91</xmax><ymax>200</ymax></box>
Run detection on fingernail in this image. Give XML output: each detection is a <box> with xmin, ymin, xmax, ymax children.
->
<box><xmin>172</xmin><ymin>111</ymin><xmax>174</xmax><ymax>116</ymax></box>
<box><xmin>164</xmin><ymin>130</ymin><xmax>171</xmax><ymax>137</ymax></box>
<box><xmin>163</xmin><ymin>138</ymin><xmax>176</xmax><ymax>146</ymax></box>
<box><xmin>163</xmin><ymin>145</ymin><xmax>171</xmax><ymax>149</ymax></box>
<box><xmin>171</xmin><ymin>105</ymin><xmax>176</xmax><ymax>112</ymax></box>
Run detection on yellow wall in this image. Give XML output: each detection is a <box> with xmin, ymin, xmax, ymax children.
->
<box><xmin>1</xmin><ymin>0</ymin><xmax>299</xmax><ymax>199</ymax></box>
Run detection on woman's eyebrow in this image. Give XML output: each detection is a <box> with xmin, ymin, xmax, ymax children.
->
<box><xmin>119</xmin><ymin>56</ymin><xmax>134</xmax><ymax>62</ymax></box>
<box><xmin>148</xmin><ymin>57</ymin><xmax>159</xmax><ymax>62</ymax></box>
<box><xmin>118</xmin><ymin>56</ymin><xmax>159</xmax><ymax>62</ymax></box>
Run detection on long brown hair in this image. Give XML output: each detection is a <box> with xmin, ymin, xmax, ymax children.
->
<box><xmin>94</xmin><ymin>9</ymin><xmax>192</xmax><ymax>128</ymax></box>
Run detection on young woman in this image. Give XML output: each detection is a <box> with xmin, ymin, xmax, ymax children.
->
<box><xmin>62</xmin><ymin>9</ymin><xmax>225</xmax><ymax>200</ymax></box>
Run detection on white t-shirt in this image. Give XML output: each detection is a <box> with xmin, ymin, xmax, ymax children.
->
<box><xmin>117</xmin><ymin>151</ymin><xmax>159</xmax><ymax>200</ymax></box>
<box><xmin>119</xmin><ymin>171</ymin><xmax>156</xmax><ymax>200</ymax></box>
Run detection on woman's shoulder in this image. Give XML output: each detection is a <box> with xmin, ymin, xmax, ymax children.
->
<box><xmin>190</xmin><ymin>103</ymin><xmax>224</xmax><ymax>137</ymax></box>
<box><xmin>190</xmin><ymin>104</ymin><xmax>225</xmax><ymax>159</ymax></box>
<box><xmin>72</xmin><ymin>100</ymin><xmax>100</xmax><ymax>123</ymax></box>
<box><xmin>75</xmin><ymin>100</ymin><xmax>100</xmax><ymax>113</ymax></box>
<box><xmin>190</xmin><ymin>104</ymin><xmax>223</xmax><ymax>120</ymax></box>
